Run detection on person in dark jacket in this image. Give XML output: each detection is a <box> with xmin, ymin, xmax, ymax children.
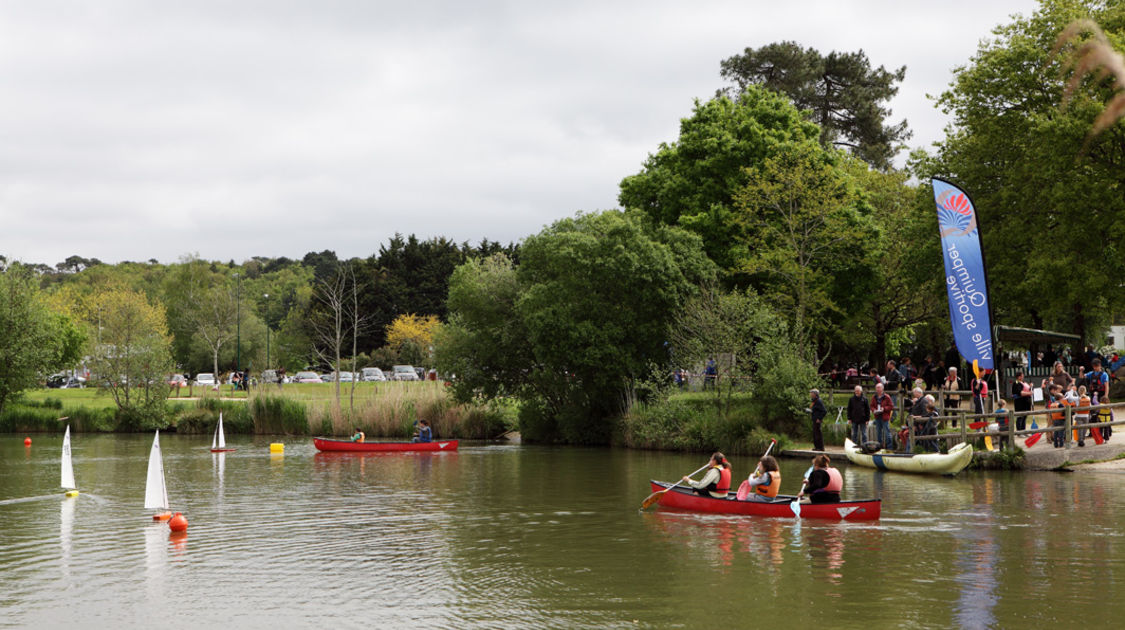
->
<box><xmin>807</xmin><ymin>389</ymin><xmax>827</xmax><ymax>451</ymax></box>
<box><xmin>846</xmin><ymin>385</ymin><xmax>870</xmax><ymax>445</ymax></box>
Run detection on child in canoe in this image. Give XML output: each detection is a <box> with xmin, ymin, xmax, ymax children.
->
<box><xmin>739</xmin><ymin>455</ymin><xmax>780</xmax><ymax>502</ymax></box>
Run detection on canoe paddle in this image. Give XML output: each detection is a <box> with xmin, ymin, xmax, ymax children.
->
<box><xmin>641</xmin><ymin>463</ymin><xmax>711</xmax><ymax>510</ymax></box>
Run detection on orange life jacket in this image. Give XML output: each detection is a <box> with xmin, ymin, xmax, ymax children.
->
<box><xmin>755</xmin><ymin>470</ymin><xmax>781</xmax><ymax>498</ymax></box>
<box><xmin>1078</xmin><ymin>395</ymin><xmax>1091</xmax><ymax>416</ymax></box>
<box><xmin>1048</xmin><ymin>398</ymin><xmax>1065</xmax><ymax>422</ymax></box>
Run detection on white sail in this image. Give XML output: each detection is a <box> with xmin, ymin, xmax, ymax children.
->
<box><xmin>60</xmin><ymin>426</ymin><xmax>76</xmax><ymax>490</ymax></box>
<box><xmin>212</xmin><ymin>413</ymin><xmax>226</xmax><ymax>449</ymax></box>
<box><xmin>144</xmin><ymin>430</ymin><xmax>169</xmax><ymax>510</ymax></box>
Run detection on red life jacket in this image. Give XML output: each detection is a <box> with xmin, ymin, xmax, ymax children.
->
<box><xmin>715</xmin><ymin>465</ymin><xmax>731</xmax><ymax>493</ymax></box>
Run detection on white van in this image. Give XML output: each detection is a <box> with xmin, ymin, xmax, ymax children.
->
<box><xmin>392</xmin><ymin>365</ymin><xmax>419</xmax><ymax>381</ymax></box>
<box><xmin>361</xmin><ymin>367</ymin><xmax>386</xmax><ymax>382</ymax></box>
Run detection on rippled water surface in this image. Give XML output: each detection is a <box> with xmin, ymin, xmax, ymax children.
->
<box><xmin>2</xmin><ymin>433</ymin><xmax>1123</xmax><ymax>629</ymax></box>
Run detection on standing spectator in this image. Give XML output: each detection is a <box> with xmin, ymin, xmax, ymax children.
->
<box><xmin>871</xmin><ymin>383</ymin><xmax>895</xmax><ymax>450</ymax></box>
<box><xmin>885</xmin><ymin>360</ymin><xmax>902</xmax><ymax>392</ymax></box>
<box><xmin>277</xmin><ymin>367</ymin><xmax>286</xmax><ymax>390</ymax></box>
<box><xmin>993</xmin><ymin>398</ymin><xmax>1011</xmax><ymax>450</ymax></box>
<box><xmin>924</xmin><ymin>356</ymin><xmax>942</xmax><ymax>391</ymax></box>
<box><xmin>1011</xmin><ymin>370</ymin><xmax>1032</xmax><ymax>431</ymax></box>
<box><xmin>846</xmin><ymin>385</ymin><xmax>870</xmax><ymax>446</ymax></box>
<box><xmin>942</xmin><ymin>367</ymin><xmax>961</xmax><ymax>425</ymax></box>
<box><xmin>900</xmin><ymin>357</ymin><xmax>917</xmax><ymax>386</ymax></box>
<box><xmin>1088</xmin><ymin>359</ymin><xmax>1111</xmax><ymax>440</ymax></box>
<box><xmin>1047</xmin><ymin>384</ymin><xmax>1066</xmax><ymax>448</ymax></box>
<box><xmin>1051</xmin><ymin>361</ymin><xmax>1073</xmax><ymax>391</ymax></box>
<box><xmin>970</xmin><ymin>371</ymin><xmax>989</xmax><ymax>415</ymax></box>
<box><xmin>704</xmin><ymin>358</ymin><xmax>717</xmax><ymax>390</ymax></box>
<box><xmin>807</xmin><ymin>389</ymin><xmax>827</xmax><ymax>451</ymax></box>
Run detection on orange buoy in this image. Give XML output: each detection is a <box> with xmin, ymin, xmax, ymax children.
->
<box><xmin>24</xmin><ymin>437</ymin><xmax>31</xmax><ymax>446</ymax></box>
<box><xmin>168</xmin><ymin>512</ymin><xmax>188</xmax><ymax>532</ymax></box>
<box><xmin>153</xmin><ymin>511</ymin><xmax>172</xmax><ymax>522</ymax></box>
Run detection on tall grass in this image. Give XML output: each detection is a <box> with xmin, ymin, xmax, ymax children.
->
<box><xmin>250</xmin><ymin>395</ymin><xmax>310</xmax><ymax>435</ymax></box>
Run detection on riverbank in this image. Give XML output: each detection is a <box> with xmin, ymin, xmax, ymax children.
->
<box><xmin>3</xmin><ymin>382</ymin><xmax>517</xmax><ymax>440</ymax></box>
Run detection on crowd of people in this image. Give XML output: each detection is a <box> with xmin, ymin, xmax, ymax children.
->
<box><xmin>816</xmin><ymin>352</ymin><xmax>1117</xmax><ymax>453</ymax></box>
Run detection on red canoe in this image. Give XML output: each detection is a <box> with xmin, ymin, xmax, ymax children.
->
<box><xmin>648</xmin><ymin>481</ymin><xmax>880</xmax><ymax>521</ymax></box>
<box><xmin>313</xmin><ymin>438</ymin><xmax>459</xmax><ymax>453</ymax></box>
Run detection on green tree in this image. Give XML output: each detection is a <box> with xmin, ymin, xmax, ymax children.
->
<box><xmin>618</xmin><ymin>87</ymin><xmax>820</xmax><ymax>272</ymax></box>
<box><xmin>839</xmin><ymin>169</ymin><xmax>945</xmax><ymax>366</ymax></box>
<box><xmin>89</xmin><ymin>288</ymin><xmax>174</xmax><ymax>429</ymax></box>
<box><xmin>922</xmin><ymin>0</ymin><xmax>1125</xmax><ymax>343</ymax></box>
<box><xmin>436</xmin><ymin>254</ymin><xmax>530</xmax><ymax>402</ymax></box>
<box><xmin>439</xmin><ymin>211</ymin><xmax>716</xmax><ymax>444</ymax></box>
<box><xmin>719</xmin><ymin>41</ymin><xmax>910</xmax><ymax>169</ymax></box>
<box><xmin>0</xmin><ymin>264</ymin><xmax>86</xmax><ymax>414</ymax></box>
<box><xmin>733</xmin><ymin>141</ymin><xmax>871</xmax><ymax>358</ymax></box>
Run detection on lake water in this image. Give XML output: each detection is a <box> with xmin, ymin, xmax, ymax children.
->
<box><xmin>1</xmin><ymin>433</ymin><xmax>1123</xmax><ymax>629</ymax></box>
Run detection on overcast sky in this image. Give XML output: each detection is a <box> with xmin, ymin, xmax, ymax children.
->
<box><xmin>1</xmin><ymin>0</ymin><xmax>1041</xmax><ymax>266</ymax></box>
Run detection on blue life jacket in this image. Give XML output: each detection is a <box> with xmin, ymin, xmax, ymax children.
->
<box><xmin>418</xmin><ymin>426</ymin><xmax>432</xmax><ymax>443</ymax></box>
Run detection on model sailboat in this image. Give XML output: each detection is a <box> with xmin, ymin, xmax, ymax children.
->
<box><xmin>210</xmin><ymin>413</ymin><xmax>235</xmax><ymax>452</ymax></box>
<box><xmin>61</xmin><ymin>426</ymin><xmax>78</xmax><ymax>498</ymax></box>
<box><xmin>145</xmin><ymin>430</ymin><xmax>172</xmax><ymax>521</ymax></box>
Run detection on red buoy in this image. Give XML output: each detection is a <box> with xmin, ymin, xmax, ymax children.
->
<box><xmin>24</xmin><ymin>437</ymin><xmax>31</xmax><ymax>446</ymax></box>
<box><xmin>168</xmin><ymin>512</ymin><xmax>188</xmax><ymax>532</ymax></box>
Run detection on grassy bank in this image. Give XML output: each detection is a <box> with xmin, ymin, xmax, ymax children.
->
<box><xmin>3</xmin><ymin>382</ymin><xmax>517</xmax><ymax>439</ymax></box>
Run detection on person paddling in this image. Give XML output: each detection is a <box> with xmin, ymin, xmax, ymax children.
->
<box><xmin>741</xmin><ymin>455</ymin><xmax>781</xmax><ymax>502</ymax></box>
<box><xmin>412</xmin><ymin>419</ymin><xmax>433</xmax><ymax>443</ymax></box>
<box><xmin>682</xmin><ymin>452</ymin><xmax>731</xmax><ymax>498</ymax></box>
<box><xmin>798</xmin><ymin>454</ymin><xmax>843</xmax><ymax>504</ymax></box>
<box><xmin>349</xmin><ymin>428</ymin><xmax>365</xmax><ymax>443</ymax></box>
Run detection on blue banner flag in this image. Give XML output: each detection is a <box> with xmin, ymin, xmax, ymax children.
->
<box><xmin>932</xmin><ymin>178</ymin><xmax>994</xmax><ymax>372</ymax></box>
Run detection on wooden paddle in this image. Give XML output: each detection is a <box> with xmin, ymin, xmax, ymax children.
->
<box><xmin>641</xmin><ymin>463</ymin><xmax>711</xmax><ymax>510</ymax></box>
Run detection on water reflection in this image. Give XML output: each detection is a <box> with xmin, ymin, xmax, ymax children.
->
<box><xmin>59</xmin><ymin>496</ymin><xmax>74</xmax><ymax>579</ymax></box>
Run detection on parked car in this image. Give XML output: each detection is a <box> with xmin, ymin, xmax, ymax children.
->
<box><xmin>167</xmin><ymin>374</ymin><xmax>188</xmax><ymax>387</ymax></box>
<box><xmin>47</xmin><ymin>374</ymin><xmax>86</xmax><ymax>389</ymax></box>
<box><xmin>261</xmin><ymin>369</ymin><xmax>279</xmax><ymax>384</ymax></box>
<box><xmin>361</xmin><ymin>367</ymin><xmax>386</xmax><ymax>382</ymax></box>
<box><xmin>392</xmin><ymin>365</ymin><xmax>419</xmax><ymax>381</ymax></box>
<box><xmin>294</xmin><ymin>371</ymin><xmax>323</xmax><ymax>384</ymax></box>
<box><xmin>195</xmin><ymin>373</ymin><xmax>217</xmax><ymax>387</ymax></box>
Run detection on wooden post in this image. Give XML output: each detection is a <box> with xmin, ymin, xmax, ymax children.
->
<box><xmin>908</xmin><ymin>421</ymin><xmax>915</xmax><ymax>453</ymax></box>
<box><xmin>960</xmin><ymin>411</ymin><xmax>967</xmax><ymax>448</ymax></box>
<box><xmin>1065</xmin><ymin>404</ymin><xmax>1073</xmax><ymax>450</ymax></box>
<box><xmin>1007</xmin><ymin>409</ymin><xmax>1015</xmax><ymax>450</ymax></box>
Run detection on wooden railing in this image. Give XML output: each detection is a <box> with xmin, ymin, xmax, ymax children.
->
<box><xmin>900</xmin><ymin>402</ymin><xmax>1125</xmax><ymax>452</ymax></box>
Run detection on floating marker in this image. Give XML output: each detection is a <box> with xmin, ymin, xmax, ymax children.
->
<box><xmin>168</xmin><ymin>512</ymin><xmax>188</xmax><ymax>532</ymax></box>
<box><xmin>24</xmin><ymin>437</ymin><xmax>31</xmax><ymax>446</ymax></box>
<box><xmin>269</xmin><ymin>443</ymin><xmax>284</xmax><ymax>453</ymax></box>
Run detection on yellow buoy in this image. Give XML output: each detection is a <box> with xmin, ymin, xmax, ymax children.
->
<box><xmin>269</xmin><ymin>443</ymin><xmax>284</xmax><ymax>453</ymax></box>
<box><xmin>64</xmin><ymin>490</ymin><xmax>79</xmax><ymax>498</ymax></box>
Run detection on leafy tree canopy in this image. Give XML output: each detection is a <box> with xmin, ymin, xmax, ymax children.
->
<box><xmin>920</xmin><ymin>0</ymin><xmax>1125</xmax><ymax>343</ymax></box>
<box><xmin>719</xmin><ymin>41</ymin><xmax>910</xmax><ymax>169</ymax></box>
<box><xmin>619</xmin><ymin>86</ymin><xmax>819</xmax><ymax>272</ymax></box>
